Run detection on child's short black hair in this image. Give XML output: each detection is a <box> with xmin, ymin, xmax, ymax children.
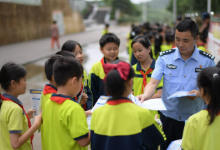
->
<box><xmin>56</xmin><ymin>51</ymin><xmax>76</xmax><ymax>58</ymax></box>
<box><xmin>176</xmin><ymin>19</ymin><xmax>199</xmax><ymax>39</ymax></box>
<box><xmin>61</xmin><ymin>40</ymin><xmax>82</xmax><ymax>53</ymax></box>
<box><xmin>105</xmin><ymin>24</ymin><xmax>109</xmax><ymax>28</ymax></box>
<box><xmin>45</xmin><ymin>55</ymin><xmax>63</xmax><ymax>81</ymax></box>
<box><xmin>105</xmin><ymin>60</ymin><xmax>134</xmax><ymax>99</ymax></box>
<box><xmin>53</xmin><ymin>57</ymin><xmax>83</xmax><ymax>86</ymax></box>
<box><xmin>99</xmin><ymin>33</ymin><xmax>120</xmax><ymax>48</ymax></box>
<box><xmin>0</xmin><ymin>62</ymin><xmax>26</xmax><ymax>90</ymax></box>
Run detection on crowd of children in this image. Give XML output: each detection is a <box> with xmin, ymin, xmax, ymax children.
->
<box><xmin>0</xmin><ymin>18</ymin><xmax>218</xmax><ymax>150</ymax></box>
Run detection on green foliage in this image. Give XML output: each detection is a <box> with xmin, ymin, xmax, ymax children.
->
<box><xmin>167</xmin><ymin>0</ymin><xmax>220</xmax><ymax>15</ymax></box>
<box><xmin>104</xmin><ymin>0</ymin><xmax>140</xmax><ymax>17</ymax></box>
<box><xmin>118</xmin><ymin>14</ymin><xmax>140</xmax><ymax>23</ymax></box>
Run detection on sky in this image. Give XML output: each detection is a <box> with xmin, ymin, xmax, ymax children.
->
<box><xmin>131</xmin><ymin>0</ymin><xmax>152</xmax><ymax>4</ymax></box>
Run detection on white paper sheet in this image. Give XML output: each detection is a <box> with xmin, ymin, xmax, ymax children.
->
<box><xmin>30</xmin><ymin>89</ymin><xmax>42</xmax><ymax>117</ymax></box>
<box><xmin>141</xmin><ymin>98</ymin><xmax>167</xmax><ymax>110</ymax></box>
<box><xmin>168</xmin><ymin>91</ymin><xmax>196</xmax><ymax>99</ymax></box>
<box><xmin>167</xmin><ymin>139</ymin><xmax>182</xmax><ymax>150</ymax></box>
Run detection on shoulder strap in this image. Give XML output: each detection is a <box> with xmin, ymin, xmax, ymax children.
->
<box><xmin>199</xmin><ymin>50</ymin><xmax>215</xmax><ymax>60</ymax></box>
<box><xmin>159</xmin><ymin>49</ymin><xmax>176</xmax><ymax>57</ymax></box>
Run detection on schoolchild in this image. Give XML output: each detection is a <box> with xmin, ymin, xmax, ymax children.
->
<box><xmin>196</xmin><ymin>33</ymin><xmax>207</xmax><ymax>52</ymax></box>
<box><xmin>153</xmin><ymin>27</ymin><xmax>163</xmax><ymax>59</ymax></box>
<box><xmin>0</xmin><ymin>62</ymin><xmax>42</xmax><ymax>150</ymax></box>
<box><xmin>182</xmin><ymin>67</ymin><xmax>220</xmax><ymax>150</ymax></box>
<box><xmin>160</xmin><ymin>32</ymin><xmax>173</xmax><ymax>52</ymax></box>
<box><xmin>102</xmin><ymin>24</ymin><xmax>109</xmax><ymax>35</ymax></box>
<box><xmin>39</xmin><ymin>55</ymin><xmax>61</xmax><ymax>111</ymax></box>
<box><xmin>89</xmin><ymin>33</ymin><xmax>120</xmax><ymax>106</ymax></box>
<box><xmin>61</xmin><ymin>40</ymin><xmax>92</xmax><ymax>110</ymax></box>
<box><xmin>41</xmin><ymin>56</ymin><xmax>90</xmax><ymax>150</ymax></box>
<box><xmin>90</xmin><ymin>60</ymin><xmax>166</xmax><ymax>150</ymax></box>
<box><xmin>131</xmin><ymin>35</ymin><xmax>163</xmax><ymax>117</ymax></box>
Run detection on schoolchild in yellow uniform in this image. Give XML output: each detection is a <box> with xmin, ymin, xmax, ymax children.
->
<box><xmin>89</xmin><ymin>33</ymin><xmax>120</xmax><ymax>106</ymax></box>
<box><xmin>61</xmin><ymin>40</ymin><xmax>92</xmax><ymax>110</ymax></box>
<box><xmin>91</xmin><ymin>60</ymin><xmax>166</xmax><ymax>150</ymax></box>
<box><xmin>160</xmin><ymin>32</ymin><xmax>172</xmax><ymax>52</ymax></box>
<box><xmin>39</xmin><ymin>51</ymin><xmax>76</xmax><ymax>111</ymax></box>
<box><xmin>131</xmin><ymin>35</ymin><xmax>163</xmax><ymax>118</ymax></box>
<box><xmin>41</xmin><ymin>56</ymin><xmax>90</xmax><ymax>150</ymax></box>
<box><xmin>196</xmin><ymin>33</ymin><xmax>207</xmax><ymax>52</ymax></box>
<box><xmin>102</xmin><ymin>24</ymin><xmax>109</xmax><ymax>35</ymax></box>
<box><xmin>182</xmin><ymin>67</ymin><xmax>220</xmax><ymax>150</ymax></box>
<box><xmin>0</xmin><ymin>63</ymin><xmax>42</xmax><ymax>150</ymax></box>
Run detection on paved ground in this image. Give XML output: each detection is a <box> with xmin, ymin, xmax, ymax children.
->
<box><xmin>0</xmin><ymin>25</ymin><xmax>129</xmax><ymax>67</ymax></box>
<box><xmin>0</xmin><ymin>25</ymin><xmax>130</xmax><ymax>150</ymax></box>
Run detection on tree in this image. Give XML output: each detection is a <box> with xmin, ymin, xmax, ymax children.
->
<box><xmin>167</xmin><ymin>0</ymin><xmax>220</xmax><ymax>16</ymax></box>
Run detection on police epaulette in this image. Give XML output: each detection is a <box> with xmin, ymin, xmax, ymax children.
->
<box><xmin>159</xmin><ymin>49</ymin><xmax>175</xmax><ymax>56</ymax></box>
<box><xmin>199</xmin><ymin>50</ymin><xmax>215</xmax><ymax>60</ymax></box>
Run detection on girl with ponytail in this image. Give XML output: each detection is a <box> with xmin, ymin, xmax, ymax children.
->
<box><xmin>0</xmin><ymin>62</ymin><xmax>42</xmax><ymax>150</ymax></box>
<box><xmin>182</xmin><ymin>67</ymin><xmax>220</xmax><ymax>150</ymax></box>
<box><xmin>90</xmin><ymin>60</ymin><xmax>166</xmax><ymax>150</ymax></box>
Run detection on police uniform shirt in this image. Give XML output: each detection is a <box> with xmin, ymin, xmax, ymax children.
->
<box><xmin>151</xmin><ymin>45</ymin><xmax>215</xmax><ymax>121</ymax></box>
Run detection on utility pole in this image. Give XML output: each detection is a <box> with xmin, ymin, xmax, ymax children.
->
<box><xmin>173</xmin><ymin>0</ymin><xmax>176</xmax><ymax>23</ymax></box>
<box><xmin>207</xmin><ymin>0</ymin><xmax>211</xmax><ymax>13</ymax></box>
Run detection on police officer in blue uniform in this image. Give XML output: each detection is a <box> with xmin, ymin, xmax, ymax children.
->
<box><xmin>137</xmin><ymin>19</ymin><xmax>215</xmax><ymax>150</ymax></box>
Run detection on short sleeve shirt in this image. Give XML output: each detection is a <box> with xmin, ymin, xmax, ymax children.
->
<box><xmin>0</xmin><ymin>95</ymin><xmax>31</xmax><ymax>150</ymax></box>
<box><xmin>41</xmin><ymin>95</ymin><xmax>89</xmax><ymax>150</ymax></box>
<box><xmin>151</xmin><ymin>46</ymin><xmax>215</xmax><ymax>121</ymax></box>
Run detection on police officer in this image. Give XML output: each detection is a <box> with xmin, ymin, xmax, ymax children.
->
<box><xmin>137</xmin><ymin>19</ymin><xmax>215</xmax><ymax>150</ymax></box>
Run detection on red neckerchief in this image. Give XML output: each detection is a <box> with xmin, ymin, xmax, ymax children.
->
<box><xmin>139</xmin><ymin>68</ymin><xmax>154</xmax><ymax>93</ymax></box>
<box><xmin>197</xmin><ymin>43</ymin><xmax>205</xmax><ymax>47</ymax></box>
<box><xmin>50</xmin><ymin>94</ymin><xmax>74</xmax><ymax>104</ymax></box>
<box><xmin>43</xmin><ymin>84</ymin><xmax>57</xmax><ymax>95</ymax></box>
<box><xmin>106</xmin><ymin>99</ymin><xmax>133</xmax><ymax>105</ymax></box>
<box><xmin>171</xmin><ymin>45</ymin><xmax>176</xmax><ymax>48</ymax></box>
<box><xmin>0</xmin><ymin>94</ymin><xmax>34</xmax><ymax>148</ymax></box>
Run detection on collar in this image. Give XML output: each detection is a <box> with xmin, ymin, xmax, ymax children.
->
<box><xmin>50</xmin><ymin>93</ymin><xmax>77</xmax><ymax>104</ymax></box>
<box><xmin>174</xmin><ymin>45</ymin><xmax>199</xmax><ymax>62</ymax></box>
<box><xmin>136</xmin><ymin>58</ymin><xmax>155</xmax><ymax>71</ymax></box>
<box><xmin>100</xmin><ymin>57</ymin><xmax>119</xmax><ymax>66</ymax></box>
<box><xmin>43</xmin><ymin>84</ymin><xmax>57</xmax><ymax>95</ymax></box>
<box><xmin>2</xmin><ymin>93</ymin><xmax>23</xmax><ymax>105</ymax></box>
<box><xmin>202</xmin><ymin>105</ymin><xmax>208</xmax><ymax>110</ymax></box>
<box><xmin>106</xmin><ymin>97</ymin><xmax>133</xmax><ymax>105</ymax></box>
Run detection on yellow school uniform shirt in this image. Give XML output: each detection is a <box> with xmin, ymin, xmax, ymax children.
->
<box><xmin>41</xmin><ymin>93</ymin><xmax>89</xmax><ymax>150</ymax></box>
<box><xmin>182</xmin><ymin>105</ymin><xmax>220</xmax><ymax>150</ymax></box>
<box><xmin>0</xmin><ymin>94</ymin><xmax>31</xmax><ymax>150</ymax></box>
<box><xmin>197</xmin><ymin>45</ymin><xmax>206</xmax><ymax>52</ymax></box>
<box><xmin>90</xmin><ymin>98</ymin><xmax>166</xmax><ymax>150</ymax></box>
<box><xmin>132</xmin><ymin>59</ymin><xmax>163</xmax><ymax>118</ymax></box>
<box><xmin>161</xmin><ymin>44</ymin><xmax>172</xmax><ymax>52</ymax></box>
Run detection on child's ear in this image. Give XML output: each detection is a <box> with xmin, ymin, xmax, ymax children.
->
<box><xmin>70</xmin><ymin>77</ymin><xmax>77</xmax><ymax>86</ymax></box>
<box><xmin>148</xmin><ymin>46</ymin><xmax>151</xmax><ymax>52</ymax></box>
<box><xmin>200</xmin><ymin>87</ymin><xmax>205</xmax><ymax>96</ymax></box>
<box><xmin>100</xmin><ymin>47</ymin><xmax>104</xmax><ymax>54</ymax></box>
<box><xmin>127</xmin><ymin>78</ymin><xmax>133</xmax><ymax>87</ymax></box>
<box><xmin>10</xmin><ymin>80</ymin><xmax>16</xmax><ymax>88</ymax></box>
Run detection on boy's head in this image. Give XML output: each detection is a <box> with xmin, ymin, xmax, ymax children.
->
<box><xmin>105</xmin><ymin>24</ymin><xmax>109</xmax><ymax>29</ymax></box>
<box><xmin>53</xmin><ymin>56</ymin><xmax>83</xmax><ymax>97</ymax></box>
<box><xmin>45</xmin><ymin>55</ymin><xmax>63</xmax><ymax>83</ymax></box>
<box><xmin>99</xmin><ymin>33</ymin><xmax>120</xmax><ymax>62</ymax></box>
<box><xmin>196</xmin><ymin>33</ymin><xmax>205</xmax><ymax>45</ymax></box>
<box><xmin>56</xmin><ymin>51</ymin><xmax>76</xmax><ymax>58</ymax></box>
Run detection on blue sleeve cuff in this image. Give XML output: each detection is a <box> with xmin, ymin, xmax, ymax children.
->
<box><xmin>9</xmin><ymin>130</ymin><xmax>23</xmax><ymax>133</ymax></box>
<box><xmin>74</xmin><ymin>133</ymin><xmax>89</xmax><ymax>140</ymax></box>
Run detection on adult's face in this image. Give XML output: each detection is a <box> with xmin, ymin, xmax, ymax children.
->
<box><xmin>175</xmin><ymin>29</ymin><xmax>198</xmax><ymax>55</ymax></box>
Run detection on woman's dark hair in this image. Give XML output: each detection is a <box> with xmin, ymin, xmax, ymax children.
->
<box><xmin>61</xmin><ymin>40</ymin><xmax>82</xmax><ymax>53</ymax></box>
<box><xmin>0</xmin><ymin>62</ymin><xmax>26</xmax><ymax>90</ymax></box>
<box><xmin>105</xmin><ymin>60</ymin><xmax>134</xmax><ymax>99</ymax></box>
<box><xmin>131</xmin><ymin>35</ymin><xmax>153</xmax><ymax>58</ymax></box>
<box><xmin>154</xmin><ymin>33</ymin><xmax>163</xmax><ymax>56</ymax></box>
<box><xmin>0</xmin><ymin>93</ymin><xmax>2</xmax><ymax>109</ymax></box>
<box><xmin>197</xmin><ymin>67</ymin><xmax>220</xmax><ymax>125</ymax></box>
<box><xmin>130</xmin><ymin>26</ymin><xmax>142</xmax><ymax>39</ymax></box>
